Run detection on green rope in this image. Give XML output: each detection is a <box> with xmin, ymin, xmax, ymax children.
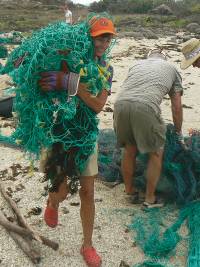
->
<box><xmin>0</xmin><ymin>13</ymin><xmax>115</xmax><ymax>179</ymax></box>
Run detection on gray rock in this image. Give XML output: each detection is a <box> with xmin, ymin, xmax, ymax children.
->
<box><xmin>169</xmin><ymin>36</ymin><xmax>178</xmax><ymax>43</ymax></box>
<box><xmin>117</xmin><ymin>32</ymin><xmax>144</xmax><ymax>39</ymax></box>
<box><xmin>142</xmin><ymin>29</ymin><xmax>158</xmax><ymax>39</ymax></box>
<box><xmin>182</xmin><ymin>35</ymin><xmax>195</xmax><ymax>42</ymax></box>
<box><xmin>151</xmin><ymin>4</ymin><xmax>173</xmax><ymax>15</ymax></box>
<box><xmin>186</xmin><ymin>23</ymin><xmax>200</xmax><ymax>32</ymax></box>
<box><xmin>194</xmin><ymin>27</ymin><xmax>200</xmax><ymax>34</ymax></box>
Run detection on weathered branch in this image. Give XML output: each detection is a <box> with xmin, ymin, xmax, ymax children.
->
<box><xmin>0</xmin><ymin>211</ymin><xmax>41</xmax><ymax>264</ymax></box>
<box><xmin>0</xmin><ymin>212</ymin><xmax>32</xmax><ymax>238</ymax></box>
<box><xmin>10</xmin><ymin>233</ymin><xmax>41</xmax><ymax>264</ymax></box>
<box><xmin>0</xmin><ymin>182</ymin><xmax>59</xmax><ymax>250</ymax></box>
<box><xmin>0</xmin><ymin>182</ymin><xmax>42</xmax><ymax>242</ymax></box>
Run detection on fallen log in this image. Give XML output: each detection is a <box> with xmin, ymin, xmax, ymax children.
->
<box><xmin>0</xmin><ymin>211</ymin><xmax>32</xmax><ymax>238</ymax></box>
<box><xmin>0</xmin><ymin>181</ymin><xmax>59</xmax><ymax>264</ymax></box>
<box><xmin>0</xmin><ymin>182</ymin><xmax>42</xmax><ymax>242</ymax></box>
<box><xmin>0</xmin><ymin>182</ymin><xmax>59</xmax><ymax>250</ymax></box>
<box><xmin>0</xmin><ymin>211</ymin><xmax>41</xmax><ymax>264</ymax></box>
<box><xmin>9</xmin><ymin>234</ymin><xmax>41</xmax><ymax>264</ymax></box>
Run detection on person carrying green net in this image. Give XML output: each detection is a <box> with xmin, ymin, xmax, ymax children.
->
<box><xmin>38</xmin><ymin>15</ymin><xmax>116</xmax><ymax>267</ymax></box>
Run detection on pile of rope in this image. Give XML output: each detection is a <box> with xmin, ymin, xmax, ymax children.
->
<box><xmin>0</xmin><ymin>13</ymin><xmax>115</xmax><ymax>184</ymax></box>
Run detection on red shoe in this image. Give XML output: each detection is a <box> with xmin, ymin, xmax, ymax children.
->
<box><xmin>44</xmin><ymin>202</ymin><xmax>58</xmax><ymax>228</ymax></box>
<box><xmin>80</xmin><ymin>246</ymin><xmax>102</xmax><ymax>267</ymax></box>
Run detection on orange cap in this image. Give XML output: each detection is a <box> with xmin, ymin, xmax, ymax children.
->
<box><xmin>90</xmin><ymin>17</ymin><xmax>116</xmax><ymax>37</ymax></box>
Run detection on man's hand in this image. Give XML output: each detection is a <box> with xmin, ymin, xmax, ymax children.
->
<box><xmin>175</xmin><ymin>131</ymin><xmax>189</xmax><ymax>150</ymax></box>
<box><xmin>175</xmin><ymin>132</ymin><xmax>184</xmax><ymax>144</ymax></box>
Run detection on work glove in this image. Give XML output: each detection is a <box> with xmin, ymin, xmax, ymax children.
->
<box><xmin>38</xmin><ymin>61</ymin><xmax>80</xmax><ymax>96</ymax></box>
<box><xmin>38</xmin><ymin>71</ymin><xmax>80</xmax><ymax>95</ymax></box>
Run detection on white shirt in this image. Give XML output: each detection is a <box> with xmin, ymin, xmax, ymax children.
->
<box><xmin>65</xmin><ymin>10</ymin><xmax>72</xmax><ymax>24</ymax></box>
<box><xmin>115</xmin><ymin>58</ymin><xmax>183</xmax><ymax>115</ymax></box>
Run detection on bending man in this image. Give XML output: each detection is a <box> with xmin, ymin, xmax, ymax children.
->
<box><xmin>114</xmin><ymin>50</ymin><xmax>183</xmax><ymax>208</ymax></box>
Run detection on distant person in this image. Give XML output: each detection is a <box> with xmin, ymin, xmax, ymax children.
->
<box><xmin>181</xmin><ymin>38</ymin><xmax>200</xmax><ymax>69</ymax></box>
<box><xmin>113</xmin><ymin>49</ymin><xmax>183</xmax><ymax>208</ymax></box>
<box><xmin>64</xmin><ymin>3</ymin><xmax>72</xmax><ymax>24</ymax></box>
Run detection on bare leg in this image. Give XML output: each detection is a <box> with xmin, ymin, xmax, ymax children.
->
<box><xmin>145</xmin><ymin>150</ymin><xmax>163</xmax><ymax>203</ymax></box>
<box><xmin>48</xmin><ymin>177</ymin><xmax>69</xmax><ymax>209</ymax></box>
<box><xmin>121</xmin><ymin>145</ymin><xmax>137</xmax><ymax>194</ymax></box>
<box><xmin>79</xmin><ymin>175</ymin><xmax>95</xmax><ymax>248</ymax></box>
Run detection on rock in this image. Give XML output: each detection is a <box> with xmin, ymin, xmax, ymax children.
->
<box><xmin>27</xmin><ymin>207</ymin><xmax>42</xmax><ymax>216</ymax></box>
<box><xmin>104</xmin><ymin>106</ymin><xmax>113</xmax><ymax>112</ymax></box>
<box><xmin>151</xmin><ymin>4</ymin><xmax>173</xmax><ymax>15</ymax></box>
<box><xmin>142</xmin><ymin>29</ymin><xmax>158</xmax><ymax>39</ymax></box>
<box><xmin>119</xmin><ymin>260</ymin><xmax>130</xmax><ymax>267</ymax></box>
<box><xmin>194</xmin><ymin>27</ymin><xmax>200</xmax><ymax>34</ymax></box>
<box><xmin>61</xmin><ymin>207</ymin><xmax>69</xmax><ymax>214</ymax></box>
<box><xmin>182</xmin><ymin>35</ymin><xmax>195</xmax><ymax>42</ymax></box>
<box><xmin>169</xmin><ymin>36</ymin><xmax>177</xmax><ymax>43</ymax></box>
<box><xmin>117</xmin><ymin>32</ymin><xmax>144</xmax><ymax>39</ymax></box>
<box><xmin>186</xmin><ymin>23</ymin><xmax>200</xmax><ymax>32</ymax></box>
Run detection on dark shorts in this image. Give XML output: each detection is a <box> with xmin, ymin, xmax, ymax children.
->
<box><xmin>113</xmin><ymin>101</ymin><xmax>166</xmax><ymax>153</ymax></box>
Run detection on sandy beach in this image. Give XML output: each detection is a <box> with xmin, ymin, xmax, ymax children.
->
<box><xmin>0</xmin><ymin>35</ymin><xmax>200</xmax><ymax>267</ymax></box>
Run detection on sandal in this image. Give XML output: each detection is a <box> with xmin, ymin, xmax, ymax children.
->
<box><xmin>143</xmin><ymin>198</ymin><xmax>164</xmax><ymax>209</ymax></box>
<box><xmin>80</xmin><ymin>246</ymin><xmax>102</xmax><ymax>267</ymax></box>
<box><xmin>44</xmin><ymin>201</ymin><xmax>58</xmax><ymax>228</ymax></box>
<box><xmin>126</xmin><ymin>191</ymin><xmax>144</xmax><ymax>204</ymax></box>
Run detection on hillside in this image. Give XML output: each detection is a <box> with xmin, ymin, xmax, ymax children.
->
<box><xmin>0</xmin><ymin>0</ymin><xmax>200</xmax><ymax>35</ymax></box>
<box><xmin>0</xmin><ymin>0</ymin><xmax>88</xmax><ymax>32</ymax></box>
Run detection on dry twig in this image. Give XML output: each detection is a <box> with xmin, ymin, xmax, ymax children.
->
<box><xmin>0</xmin><ymin>182</ymin><xmax>59</xmax><ymax>264</ymax></box>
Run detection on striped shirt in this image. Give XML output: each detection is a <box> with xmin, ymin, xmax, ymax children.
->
<box><xmin>80</xmin><ymin>58</ymin><xmax>113</xmax><ymax>95</ymax></box>
<box><xmin>97</xmin><ymin>59</ymin><xmax>113</xmax><ymax>95</ymax></box>
<box><xmin>115</xmin><ymin>58</ymin><xmax>183</xmax><ymax>115</ymax></box>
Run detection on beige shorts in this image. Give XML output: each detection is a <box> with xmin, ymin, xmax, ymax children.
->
<box><xmin>114</xmin><ymin>101</ymin><xmax>166</xmax><ymax>153</ymax></box>
<box><xmin>79</xmin><ymin>144</ymin><xmax>98</xmax><ymax>177</ymax></box>
<box><xmin>39</xmin><ymin>144</ymin><xmax>98</xmax><ymax>177</ymax></box>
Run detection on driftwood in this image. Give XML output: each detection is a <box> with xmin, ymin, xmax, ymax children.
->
<box><xmin>0</xmin><ymin>210</ymin><xmax>41</xmax><ymax>264</ymax></box>
<box><xmin>9</xmin><ymin>233</ymin><xmax>41</xmax><ymax>264</ymax></box>
<box><xmin>0</xmin><ymin>211</ymin><xmax>33</xmax><ymax>238</ymax></box>
<box><xmin>0</xmin><ymin>182</ymin><xmax>59</xmax><ymax>264</ymax></box>
<box><xmin>0</xmin><ymin>183</ymin><xmax>58</xmax><ymax>249</ymax></box>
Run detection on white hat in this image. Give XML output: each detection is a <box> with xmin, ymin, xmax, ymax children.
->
<box><xmin>180</xmin><ymin>38</ymin><xmax>200</xmax><ymax>69</ymax></box>
<box><xmin>148</xmin><ymin>49</ymin><xmax>167</xmax><ymax>60</ymax></box>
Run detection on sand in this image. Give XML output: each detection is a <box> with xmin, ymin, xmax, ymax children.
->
<box><xmin>0</xmin><ymin>35</ymin><xmax>199</xmax><ymax>267</ymax></box>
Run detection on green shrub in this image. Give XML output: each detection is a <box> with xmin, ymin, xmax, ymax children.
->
<box><xmin>168</xmin><ymin>19</ymin><xmax>188</xmax><ymax>28</ymax></box>
<box><xmin>190</xmin><ymin>4</ymin><xmax>200</xmax><ymax>14</ymax></box>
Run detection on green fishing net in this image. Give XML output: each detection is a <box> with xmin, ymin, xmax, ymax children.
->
<box><xmin>98</xmin><ymin>126</ymin><xmax>200</xmax><ymax>266</ymax></box>
<box><xmin>129</xmin><ymin>201</ymin><xmax>200</xmax><ymax>267</ymax></box>
<box><xmin>0</xmin><ymin>13</ymin><xmax>115</xmax><ymax>186</ymax></box>
<box><xmin>0</xmin><ymin>31</ymin><xmax>23</xmax><ymax>45</ymax></box>
<box><xmin>0</xmin><ymin>31</ymin><xmax>24</xmax><ymax>58</ymax></box>
<box><xmin>0</xmin><ymin>45</ymin><xmax>8</xmax><ymax>58</ymax></box>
